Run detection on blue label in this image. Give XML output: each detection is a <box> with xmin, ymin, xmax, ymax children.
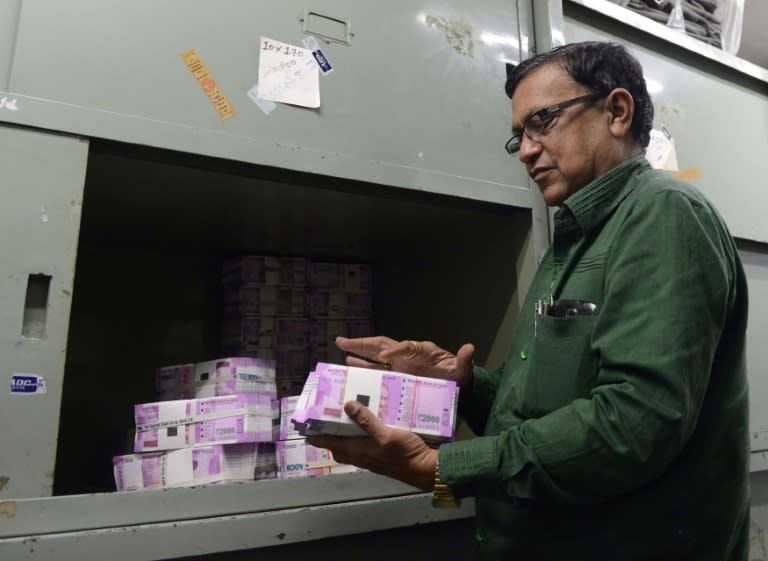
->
<box><xmin>11</xmin><ymin>375</ymin><xmax>38</xmax><ymax>393</ymax></box>
<box><xmin>311</xmin><ymin>50</ymin><xmax>333</xmax><ymax>74</ymax></box>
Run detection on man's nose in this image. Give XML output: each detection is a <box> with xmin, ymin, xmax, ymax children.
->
<box><xmin>518</xmin><ymin>134</ymin><xmax>542</xmax><ymax>164</ymax></box>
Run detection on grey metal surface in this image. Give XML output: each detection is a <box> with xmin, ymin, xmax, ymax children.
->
<box><xmin>567</xmin><ymin>0</ymin><xmax>768</xmax><ymax>83</ymax></box>
<box><xmin>564</xmin><ymin>3</ymin><xmax>768</xmax><ymax>244</ymax></box>
<box><xmin>0</xmin><ymin>125</ymin><xmax>87</xmax><ymax>498</ymax></box>
<box><xmin>533</xmin><ymin>0</ymin><xmax>566</xmax><ymax>53</ymax></box>
<box><xmin>0</xmin><ymin>472</ymin><xmax>429</xmax><ymax>538</ymax></box>
<box><xmin>3</xmin><ymin>0</ymin><xmax>532</xmax><ymax>208</ymax></box>
<box><xmin>0</xmin><ymin>0</ymin><xmax>21</xmax><ymax>91</ymax></box>
<box><xmin>0</xmin><ymin>493</ymin><xmax>475</xmax><ymax>561</ymax></box>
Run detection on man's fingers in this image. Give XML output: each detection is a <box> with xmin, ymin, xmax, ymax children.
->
<box><xmin>456</xmin><ymin>343</ymin><xmax>475</xmax><ymax>369</ymax></box>
<box><xmin>336</xmin><ymin>336</ymin><xmax>397</xmax><ymax>362</ymax></box>
<box><xmin>345</xmin><ymin>400</ymin><xmax>387</xmax><ymax>442</ymax></box>
<box><xmin>345</xmin><ymin>356</ymin><xmax>392</xmax><ymax>371</ymax></box>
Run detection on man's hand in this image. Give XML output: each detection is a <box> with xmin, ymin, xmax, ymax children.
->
<box><xmin>306</xmin><ymin>400</ymin><xmax>437</xmax><ymax>491</ymax></box>
<box><xmin>335</xmin><ymin>336</ymin><xmax>475</xmax><ymax>389</ymax></box>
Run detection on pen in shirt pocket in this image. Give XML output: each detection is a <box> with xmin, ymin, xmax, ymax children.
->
<box><xmin>535</xmin><ymin>298</ymin><xmax>598</xmax><ymax>335</ymax></box>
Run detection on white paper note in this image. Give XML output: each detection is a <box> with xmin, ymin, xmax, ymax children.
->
<box><xmin>645</xmin><ymin>127</ymin><xmax>679</xmax><ymax>172</ymax></box>
<box><xmin>258</xmin><ymin>37</ymin><xmax>319</xmax><ymax>108</ymax></box>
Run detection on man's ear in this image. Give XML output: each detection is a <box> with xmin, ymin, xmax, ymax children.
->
<box><xmin>604</xmin><ymin>88</ymin><xmax>635</xmax><ymax>139</ymax></box>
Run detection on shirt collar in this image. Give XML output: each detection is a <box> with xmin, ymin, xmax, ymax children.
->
<box><xmin>554</xmin><ymin>154</ymin><xmax>650</xmax><ymax>235</ymax></box>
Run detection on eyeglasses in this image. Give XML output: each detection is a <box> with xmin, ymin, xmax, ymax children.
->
<box><xmin>505</xmin><ymin>93</ymin><xmax>602</xmax><ymax>155</ymax></box>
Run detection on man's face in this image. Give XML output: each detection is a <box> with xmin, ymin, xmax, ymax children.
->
<box><xmin>511</xmin><ymin>63</ymin><xmax>612</xmax><ymax>207</ymax></box>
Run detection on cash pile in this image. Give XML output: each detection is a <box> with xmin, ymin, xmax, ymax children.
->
<box><xmin>275</xmin><ymin>395</ymin><xmax>363</xmax><ymax>478</ymax></box>
<box><xmin>113</xmin><ymin>357</ymin><xmax>279</xmax><ymax>491</ymax></box>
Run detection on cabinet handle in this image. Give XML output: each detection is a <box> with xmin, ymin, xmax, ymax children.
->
<box><xmin>302</xmin><ymin>10</ymin><xmax>352</xmax><ymax>46</ymax></box>
<box><xmin>22</xmin><ymin>273</ymin><xmax>51</xmax><ymax>339</ymax></box>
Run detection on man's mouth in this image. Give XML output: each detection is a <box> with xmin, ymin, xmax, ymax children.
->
<box><xmin>531</xmin><ymin>168</ymin><xmax>552</xmax><ymax>182</ymax></box>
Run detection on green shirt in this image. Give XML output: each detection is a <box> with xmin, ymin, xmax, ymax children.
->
<box><xmin>440</xmin><ymin>155</ymin><xmax>750</xmax><ymax>561</ymax></box>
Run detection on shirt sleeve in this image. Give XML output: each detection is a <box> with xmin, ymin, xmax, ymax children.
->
<box><xmin>458</xmin><ymin>363</ymin><xmax>503</xmax><ymax>436</ymax></box>
<box><xmin>440</xmin><ymin>188</ymin><xmax>736</xmax><ymax>504</ymax></box>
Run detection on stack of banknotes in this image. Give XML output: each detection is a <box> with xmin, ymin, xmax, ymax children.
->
<box><xmin>113</xmin><ymin>443</ymin><xmax>276</xmax><ymax>491</ymax></box>
<box><xmin>291</xmin><ymin>363</ymin><xmax>459</xmax><ymax>443</ymax></box>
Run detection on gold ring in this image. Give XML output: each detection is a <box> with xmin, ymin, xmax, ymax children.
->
<box><xmin>404</xmin><ymin>340</ymin><xmax>420</xmax><ymax>360</ymax></box>
<box><xmin>381</xmin><ymin>361</ymin><xmax>391</xmax><ymax>370</ymax></box>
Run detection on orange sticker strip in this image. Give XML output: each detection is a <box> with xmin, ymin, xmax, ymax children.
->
<box><xmin>181</xmin><ymin>49</ymin><xmax>236</xmax><ymax>121</ymax></box>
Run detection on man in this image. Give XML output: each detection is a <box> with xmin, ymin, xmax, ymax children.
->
<box><xmin>307</xmin><ymin>41</ymin><xmax>749</xmax><ymax>560</ymax></box>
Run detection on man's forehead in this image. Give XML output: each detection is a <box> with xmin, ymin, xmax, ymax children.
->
<box><xmin>510</xmin><ymin>64</ymin><xmax>582</xmax><ymax>124</ymax></box>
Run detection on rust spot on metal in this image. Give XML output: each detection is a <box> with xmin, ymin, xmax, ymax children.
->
<box><xmin>424</xmin><ymin>15</ymin><xmax>474</xmax><ymax>58</ymax></box>
<box><xmin>276</xmin><ymin>532</ymin><xmax>286</xmax><ymax>540</ymax></box>
<box><xmin>0</xmin><ymin>477</ymin><xmax>8</xmax><ymax>492</ymax></box>
<box><xmin>0</xmin><ymin>501</ymin><xmax>17</xmax><ymax>518</ymax></box>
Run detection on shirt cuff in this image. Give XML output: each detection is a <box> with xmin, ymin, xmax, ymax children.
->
<box><xmin>438</xmin><ymin>436</ymin><xmax>501</xmax><ymax>498</ymax></box>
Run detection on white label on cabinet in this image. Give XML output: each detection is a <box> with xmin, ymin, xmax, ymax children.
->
<box><xmin>258</xmin><ymin>37</ymin><xmax>320</xmax><ymax>108</ymax></box>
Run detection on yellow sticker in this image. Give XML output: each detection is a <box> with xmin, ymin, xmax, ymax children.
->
<box><xmin>181</xmin><ymin>49</ymin><xmax>235</xmax><ymax>121</ymax></box>
<box><xmin>672</xmin><ymin>167</ymin><xmax>702</xmax><ymax>181</ymax></box>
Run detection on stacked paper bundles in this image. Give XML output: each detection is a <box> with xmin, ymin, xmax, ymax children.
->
<box><xmin>113</xmin><ymin>443</ymin><xmax>276</xmax><ymax>491</ymax></box>
<box><xmin>221</xmin><ymin>316</ymin><xmax>310</xmax><ymax>350</ymax></box>
<box><xmin>308</xmin><ymin>262</ymin><xmax>374</xmax><ymax>367</ymax></box>
<box><xmin>275</xmin><ymin>395</ymin><xmax>363</xmax><ymax>478</ymax></box>
<box><xmin>309</xmin><ymin>319</ymin><xmax>374</xmax><ymax>367</ymax></box>
<box><xmin>308</xmin><ymin>262</ymin><xmax>372</xmax><ymax>292</ymax></box>
<box><xmin>292</xmin><ymin>364</ymin><xmax>459</xmax><ymax>443</ymax></box>
<box><xmin>309</xmin><ymin>291</ymin><xmax>372</xmax><ymax>320</ymax></box>
<box><xmin>219</xmin><ymin>318</ymin><xmax>309</xmax><ymax>397</ymax></box>
<box><xmin>275</xmin><ymin>438</ymin><xmax>362</xmax><ymax>479</ymax></box>
<box><xmin>220</xmin><ymin>256</ymin><xmax>310</xmax><ymax>396</ymax></box>
<box><xmin>134</xmin><ymin>393</ymin><xmax>279</xmax><ymax>452</ymax></box>
<box><xmin>222</xmin><ymin>256</ymin><xmax>307</xmax><ymax>287</ymax></box>
<box><xmin>223</xmin><ymin>285</ymin><xmax>308</xmax><ymax>317</ymax></box>
<box><xmin>156</xmin><ymin>357</ymin><xmax>277</xmax><ymax>401</ymax></box>
<box><xmin>278</xmin><ymin>395</ymin><xmax>302</xmax><ymax>441</ymax></box>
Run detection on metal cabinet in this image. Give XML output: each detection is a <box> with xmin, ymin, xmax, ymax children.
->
<box><xmin>0</xmin><ymin>1</ymin><xmax>544</xmax><ymax>559</ymax></box>
<box><xmin>4</xmin><ymin>0</ymin><xmax>534</xmax><ymax>207</ymax></box>
<box><xmin>0</xmin><ymin>125</ymin><xmax>87</xmax><ymax>498</ymax></box>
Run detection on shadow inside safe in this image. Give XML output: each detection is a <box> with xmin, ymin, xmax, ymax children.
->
<box><xmin>53</xmin><ymin>139</ymin><xmax>530</xmax><ymax>495</ymax></box>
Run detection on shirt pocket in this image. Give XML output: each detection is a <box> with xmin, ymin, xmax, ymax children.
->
<box><xmin>521</xmin><ymin>315</ymin><xmax>598</xmax><ymax>418</ymax></box>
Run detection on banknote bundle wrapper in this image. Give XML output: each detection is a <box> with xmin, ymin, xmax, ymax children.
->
<box><xmin>155</xmin><ymin>357</ymin><xmax>277</xmax><ymax>401</ymax></box>
<box><xmin>275</xmin><ymin>438</ymin><xmax>363</xmax><ymax>478</ymax></box>
<box><xmin>113</xmin><ymin>443</ymin><xmax>276</xmax><ymax>491</ymax></box>
<box><xmin>134</xmin><ymin>393</ymin><xmax>279</xmax><ymax>452</ymax></box>
<box><xmin>291</xmin><ymin>363</ymin><xmax>459</xmax><ymax>443</ymax></box>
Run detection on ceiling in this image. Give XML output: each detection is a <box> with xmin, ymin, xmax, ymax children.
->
<box><xmin>737</xmin><ymin>0</ymin><xmax>768</xmax><ymax>68</ymax></box>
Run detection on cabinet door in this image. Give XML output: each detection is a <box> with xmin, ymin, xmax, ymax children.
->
<box><xmin>0</xmin><ymin>125</ymin><xmax>87</xmax><ymax>498</ymax></box>
<box><xmin>6</xmin><ymin>0</ymin><xmax>532</xmax><ymax>207</ymax></box>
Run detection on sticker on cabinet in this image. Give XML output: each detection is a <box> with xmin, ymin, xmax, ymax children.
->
<box><xmin>180</xmin><ymin>49</ymin><xmax>236</xmax><ymax>121</ymax></box>
<box><xmin>302</xmin><ymin>35</ymin><xmax>334</xmax><ymax>75</ymax></box>
<box><xmin>247</xmin><ymin>84</ymin><xmax>277</xmax><ymax>115</ymax></box>
<box><xmin>10</xmin><ymin>373</ymin><xmax>47</xmax><ymax>395</ymax></box>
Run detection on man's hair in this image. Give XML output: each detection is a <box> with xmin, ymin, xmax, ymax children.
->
<box><xmin>505</xmin><ymin>41</ymin><xmax>654</xmax><ymax>148</ymax></box>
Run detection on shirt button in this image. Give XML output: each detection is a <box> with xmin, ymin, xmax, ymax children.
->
<box><xmin>476</xmin><ymin>529</ymin><xmax>486</xmax><ymax>543</ymax></box>
<box><xmin>520</xmin><ymin>347</ymin><xmax>528</xmax><ymax>360</ymax></box>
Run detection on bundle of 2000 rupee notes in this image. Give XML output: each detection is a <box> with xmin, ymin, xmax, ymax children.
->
<box><xmin>291</xmin><ymin>363</ymin><xmax>459</xmax><ymax>443</ymax></box>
